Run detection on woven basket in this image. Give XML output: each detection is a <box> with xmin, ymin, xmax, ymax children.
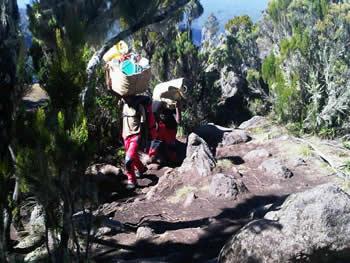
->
<box><xmin>109</xmin><ymin>65</ymin><xmax>151</xmax><ymax>96</ymax></box>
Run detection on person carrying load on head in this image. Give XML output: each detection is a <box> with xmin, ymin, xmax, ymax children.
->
<box><xmin>103</xmin><ymin>40</ymin><xmax>153</xmax><ymax>190</ymax></box>
<box><xmin>148</xmin><ymin>78</ymin><xmax>185</xmax><ymax>165</ymax></box>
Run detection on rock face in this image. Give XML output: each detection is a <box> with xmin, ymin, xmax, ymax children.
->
<box><xmin>221</xmin><ymin>130</ymin><xmax>250</xmax><ymax>146</ymax></box>
<box><xmin>259</xmin><ymin>159</ymin><xmax>293</xmax><ymax>178</ymax></box>
<box><xmin>180</xmin><ymin>133</ymin><xmax>216</xmax><ymax>177</ymax></box>
<box><xmin>219</xmin><ymin>184</ymin><xmax>350</xmax><ymax>263</ymax></box>
<box><xmin>209</xmin><ymin>174</ymin><xmax>248</xmax><ymax>199</ymax></box>
<box><xmin>29</xmin><ymin>205</ymin><xmax>46</xmax><ymax>236</ymax></box>
<box><xmin>220</xmin><ymin>67</ymin><xmax>244</xmax><ymax>99</ymax></box>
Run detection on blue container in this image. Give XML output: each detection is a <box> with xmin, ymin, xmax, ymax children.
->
<box><xmin>120</xmin><ymin>60</ymin><xmax>136</xmax><ymax>75</ymax></box>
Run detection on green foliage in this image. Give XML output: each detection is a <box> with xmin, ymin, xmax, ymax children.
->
<box><xmin>318</xmin><ymin>127</ymin><xmax>336</xmax><ymax>139</ymax></box>
<box><xmin>247</xmin><ymin>69</ymin><xmax>260</xmax><ymax>83</ymax></box>
<box><xmin>118</xmin><ymin>0</ymin><xmax>161</xmax><ymax>26</ymax></box>
<box><xmin>267</xmin><ymin>0</ymin><xmax>293</xmax><ymax>23</ymax></box>
<box><xmin>286</xmin><ymin>121</ymin><xmax>304</xmax><ymax>137</ymax></box>
<box><xmin>280</xmin><ymin>26</ymin><xmax>310</xmax><ymax>57</ymax></box>
<box><xmin>262</xmin><ymin>53</ymin><xmax>277</xmax><ymax>84</ymax></box>
<box><xmin>249</xmin><ymin>98</ymin><xmax>267</xmax><ymax>116</ymax></box>
<box><xmin>69</xmin><ymin>117</ymin><xmax>88</xmax><ymax>146</ymax></box>
<box><xmin>18</xmin><ymin>2</ymin><xmax>99</xmax><ymax>258</ymax></box>
<box><xmin>311</xmin><ymin>0</ymin><xmax>329</xmax><ymax>19</ymax></box>
<box><xmin>342</xmin><ymin>160</ymin><xmax>350</xmax><ymax>174</ymax></box>
<box><xmin>16</xmin><ymin>41</ymin><xmax>32</xmax><ymax>84</ymax></box>
<box><xmin>261</xmin><ymin>0</ymin><xmax>350</xmax><ymax>136</ymax></box>
<box><xmin>343</xmin><ymin>141</ymin><xmax>350</xmax><ymax>150</ymax></box>
<box><xmin>225</xmin><ymin>15</ymin><xmax>253</xmax><ymax>34</ymax></box>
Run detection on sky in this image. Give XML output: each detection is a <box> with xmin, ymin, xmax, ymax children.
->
<box><xmin>17</xmin><ymin>0</ymin><xmax>31</xmax><ymax>8</ymax></box>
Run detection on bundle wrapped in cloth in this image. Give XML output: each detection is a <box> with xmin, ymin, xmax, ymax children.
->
<box><xmin>104</xmin><ymin>41</ymin><xmax>151</xmax><ymax>96</ymax></box>
<box><xmin>152</xmin><ymin>78</ymin><xmax>186</xmax><ymax>109</ymax></box>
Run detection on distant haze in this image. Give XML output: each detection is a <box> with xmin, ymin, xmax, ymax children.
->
<box><xmin>17</xmin><ymin>0</ymin><xmax>31</xmax><ymax>8</ymax></box>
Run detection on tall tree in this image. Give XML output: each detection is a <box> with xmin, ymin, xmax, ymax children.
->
<box><xmin>0</xmin><ymin>0</ymin><xmax>19</xmax><ymax>261</ymax></box>
<box><xmin>16</xmin><ymin>0</ymin><xmax>200</xmax><ymax>260</ymax></box>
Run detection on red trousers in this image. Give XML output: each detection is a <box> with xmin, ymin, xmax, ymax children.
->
<box><xmin>146</xmin><ymin>104</ymin><xmax>157</xmax><ymax>141</ymax></box>
<box><xmin>124</xmin><ymin>134</ymin><xmax>146</xmax><ymax>183</ymax></box>
<box><xmin>149</xmin><ymin>121</ymin><xmax>177</xmax><ymax>162</ymax></box>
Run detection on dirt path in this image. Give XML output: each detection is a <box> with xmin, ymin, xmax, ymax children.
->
<box><xmin>91</xmin><ymin>119</ymin><xmax>348</xmax><ymax>263</ymax></box>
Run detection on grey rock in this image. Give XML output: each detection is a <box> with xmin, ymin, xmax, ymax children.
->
<box><xmin>259</xmin><ymin>159</ymin><xmax>293</xmax><ymax>178</ymax></box>
<box><xmin>209</xmin><ymin>174</ymin><xmax>248</xmax><ymax>199</ymax></box>
<box><xmin>220</xmin><ymin>67</ymin><xmax>244</xmax><ymax>99</ymax></box>
<box><xmin>243</xmin><ymin>149</ymin><xmax>271</xmax><ymax>162</ymax></box>
<box><xmin>96</xmin><ymin>226</ymin><xmax>112</xmax><ymax>237</ymax></box>
<box><xmin>219</xmin><ymin>183</ymin><xmax>350</xmax><ymax>263</ymax></box>
<box><xmin>221</xmin><ymin>130</ymin><xmax>250</xmax><ymax>146</ymax></box>
<box><xmin>147</xmin><ymin>163</ymin><xmax>161</xmax><ymax>170</ymax></box>
<box><xmin>14</xmin><ymin>234</ymin><xmax>44</xmax><ymax>251</ymax></box>
<box><xmin>29</xmin><ymin>205</ymin><xmax>45</xmax><ymax>236</ymax></box>
<box><xmin>136</xmin><ymin>226</ymin><xmax>154</xmax><ymax>240</ymax></box>
<box><xmin>180</xmin><ymin>133</ymin><xmax>216</xmax><ymax>177</ymax></box>
<box><xmin>239</xmin><ymin>116</ymin><xmax>267</xmax><ymax>130</ymax></box>
<box><xmin>85</xmin><ymin>164</ymin><xmax>122</xmax><ymax>176</ymax></box>
<box><xmin>24</xmin><ymin>245</ymin><xmax>47</xmax><ymax>263</ymax></box>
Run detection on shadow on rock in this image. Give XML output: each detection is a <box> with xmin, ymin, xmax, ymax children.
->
<box><xmin>94</xmin><ymin>194</ymin><xmax>287</xmax><ymax>263</ymax></box>
<box><xmin>218</xmin><ymin>156</ymin><xmax>245</xmax><ymax>165</ymax></box>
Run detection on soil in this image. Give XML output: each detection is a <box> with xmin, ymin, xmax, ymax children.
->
<box><xmin>90</xmin><ymin>121</ymin><xmax>348</xmax><ymax>263</ymax></box>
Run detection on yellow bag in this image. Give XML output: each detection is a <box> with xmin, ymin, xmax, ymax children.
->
<box><xmin>102</xmin><ymin>41</ymin><xmax>129</xmax><ymax>62</ymax></box>
<box><xmin>153</xmin><ymin>78</ymin><xmax>186</xmax><ymax>108</ymax></box>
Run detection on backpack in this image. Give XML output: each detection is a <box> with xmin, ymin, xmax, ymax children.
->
<box><xmin>153</xmin><ymin>78</ymin><xmax>186</xmax><ymax>109</ymax></box>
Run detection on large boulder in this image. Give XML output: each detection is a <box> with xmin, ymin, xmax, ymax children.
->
<box><xmin>239</xmin><ymin>116</ymin><xmax>268</xmax><ymax>130</ymax></box>
<box><xmin>194</xmin><ymin>124</ymin><xmax>232</xmax><ymax>149</ymax></box>
<box><xmin>221</xmin><ymin>130</ymin><xmax>250</xmax><ymax>146</ymax></box>
<box><xmin>209</xmin><ymin>173</ymin><xmax>248</xmax><ymax>199</ymax></box>
<box><xmin>219</xmin><ymin>183</ymin><xmax>350</xmax><ymax>263</ymax></box>
<box><xmin>136</xmin><ymin>226</ymin><xmax>155</xmax><ymax>240</ymax></box>
<box><xmin>180</xmin><ymin>133</ymin><xmax>216</xmax><ymax>177</ymax></box>
<box><xmin>259</xmin><ymin>159</ymin><xmax>293</xmax><ymax>179</ymax></box>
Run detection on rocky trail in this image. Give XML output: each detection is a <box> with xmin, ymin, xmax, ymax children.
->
<box><xmin>16</xmin><ymin>84</ymin><xmax>350</xmax><ymax>262</ymax></box>
<box><xmin>84</xmin><ymin>116</ymin><xmax>350</xmax><ymax>263</ymax></box>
